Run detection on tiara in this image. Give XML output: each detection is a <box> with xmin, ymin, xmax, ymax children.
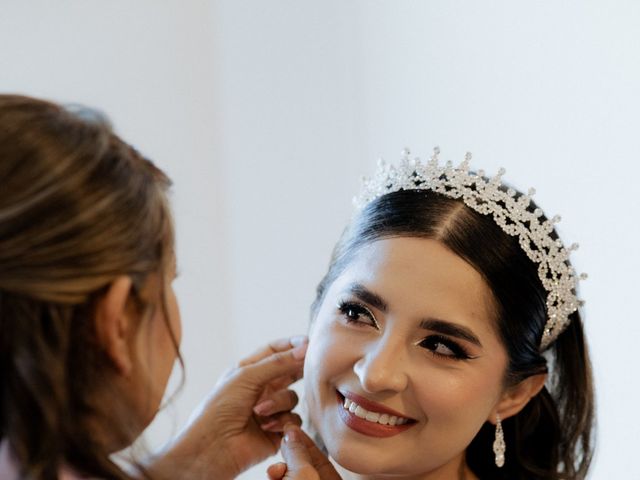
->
<box><xmin>354</xmin><ymin>148</ymin><xmax>586</xmax><ymax>350</ymax></box>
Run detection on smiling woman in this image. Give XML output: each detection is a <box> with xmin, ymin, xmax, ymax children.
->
<box><xmin>299</xmin><ymin>150</ymin><xmax>594</xmax><ymax>480</ymax></box>
<box><xmin>307</xmin><ymin>237</ymin><xmax>514</xmax><ymax>478</ymax></box>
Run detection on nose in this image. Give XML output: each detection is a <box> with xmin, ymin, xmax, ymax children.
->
<box><xmin>353</xmin><ymin>336</ymin><xmax>409</xmax><ymax>394</ymax></box>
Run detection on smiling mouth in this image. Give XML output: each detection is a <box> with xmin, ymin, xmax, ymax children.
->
<box><xmin>335</xmin><ymin>391</ymin><xmax>417</xmax><ymax>437</ymax></box>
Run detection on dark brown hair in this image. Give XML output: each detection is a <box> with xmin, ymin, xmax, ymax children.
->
<box><xmin>0</xmin><ymin>95</ymin><xmax>178</xmax><ymax>479</ymax></box>
<box><xmin>312</xmin><ymin>189</ymin><xmax>594</xmax><ymax>480</ymax></box>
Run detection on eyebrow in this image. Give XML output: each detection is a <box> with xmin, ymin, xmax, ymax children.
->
<box><xmin>342</xmin><ymin>282</ymin><xmax>483</xmax><ymax>348</ymax></box>
<box><xmin>343</xmin><ymin>282</ymin><xmax>388</xmax><ymax>312</ymax></box>
<box><xmin>419</xmin><ymin>318</ymin><xmax>483</xmax><ymax>348</ymax></box>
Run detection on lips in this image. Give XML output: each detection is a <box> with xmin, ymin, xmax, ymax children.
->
<box><xmin>336</xmin><ymin>390</ymin><xmax>416</xmax><ymax>438</ymax></box>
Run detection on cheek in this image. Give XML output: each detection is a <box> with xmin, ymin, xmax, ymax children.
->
<box><xmin>305</xmin><ymin>317</ymin><xmax>354</xmax><ymax>377</ymax></box>
<box><xmin>411</xmin><ymin>363</ymin><xmax>505</xmax><ymax>438</ymax></box>
<box><xmin>145</xmin><ymin>301</ymin><xmax>180</xmax><ymax>391</ymax></box>
<box><xmin>304</xmin><ymin>319</ymin><xmax>352</xmax><ymax>410</ymax></box>
<box><xmin>167</xmin><ymin>290</ymin><xmax>182</xmax><ymax>347</ymax></box>
<box><xmin>303</xmin><ymin>321</ymin><xmax>330</xmax><ymax>400</ymax></box>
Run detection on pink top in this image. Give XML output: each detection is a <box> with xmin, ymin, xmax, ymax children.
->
<box><xmin>0</xmin><ymin>440</ymin><xmax>87</xmax><ymax>479</ymax></box>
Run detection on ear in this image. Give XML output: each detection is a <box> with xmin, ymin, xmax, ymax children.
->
<box><xmin>94</xmin><ymin>276</ymin><xmax>136</xmax><ymax>376</ymax></box>
<box><xmin>490</xmin><ymin>373</ymin><xmax>547</xmax><ymax>423</ymax></box>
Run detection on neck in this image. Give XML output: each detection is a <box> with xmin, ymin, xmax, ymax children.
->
<box><xmin>83</xmin><ymin>387</ymin><xmax>143</xmax><ymax>454</ymax></box>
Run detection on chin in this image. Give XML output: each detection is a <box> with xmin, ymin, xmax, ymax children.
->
<box><xmin>321</xmin><ymin>435</ymin><xmax>401</xmax><ymax>476</ymax></box>
<box><xmin>331</xmin><ymin>450</ymin><xmax>427</xmax><ymax>478</ymax></box>
<box><xmin>331</xmin><ymin>454</ymin><xmax>383</xmax><ymax>476</ymax></box>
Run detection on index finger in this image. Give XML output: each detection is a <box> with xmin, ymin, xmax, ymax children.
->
<box><xmin>238</xmin><ymin>335</ymin><xmax>308</xmax><ymax>367</ymax></box>
<box><xmin>237</xmin><ymin>341</ymin><xmax>307</xmax><ymax>388</ymax></box>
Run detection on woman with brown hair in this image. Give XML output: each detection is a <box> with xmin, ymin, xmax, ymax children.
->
<box><xmin>272</xmin><ymin>150</ymin><xmax>594</xmax><ymax>480</ymax></box>
<box><xmin>0</xmin><ymin>94</ymin><xmax>306</xmax><ymax>479</ymax></box>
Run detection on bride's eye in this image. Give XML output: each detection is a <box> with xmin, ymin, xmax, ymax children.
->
<box><xmin>419</xmin><ymin>335</ymin><xmax>471</xmax><ymax>360</ymax></box>
<box><xmin>337</xmin><ymin>301</ymin><xmax>379</xmax><ymax>329</ymax></box>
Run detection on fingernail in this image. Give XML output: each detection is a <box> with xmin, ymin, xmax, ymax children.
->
<box><xmin>254</xmin><ymin>399</ymin><xmax>275</xmax><ymax>415</ymax></box>
<box><xmin>283</xmin><ymin>424</ymin><xmax>300</xmax><ymax>443</ymax></box>
<box><xmin>292</xmin><ymin>343</ymin><xmax>308</xmax><ymax>360</ymax></box>
<box><xmin>290</xmin><ymin>335</ymin><xmax>308</xmax><ymax>347</ymax></box>
<box><xmin>261</xmin><ymin>420</ymin><xmax>279</xmax><ymax>431</ymax></box>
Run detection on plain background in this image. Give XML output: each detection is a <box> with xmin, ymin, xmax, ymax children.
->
<box><xmin>1</xmin><ymin>1</ymin><xmax>638</xmax><ymax>478</ymax></box>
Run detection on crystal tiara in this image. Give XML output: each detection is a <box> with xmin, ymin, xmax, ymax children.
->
<box><xmin>353</xmin><ymin>148</ymin><xmax>586</xmax><ymax>350</ymax></box>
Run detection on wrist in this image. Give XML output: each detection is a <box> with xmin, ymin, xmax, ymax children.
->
<box><xmin>143</xmin><ymin>437</ymin><xmax>240</xmax><ymax>480</ymax></box>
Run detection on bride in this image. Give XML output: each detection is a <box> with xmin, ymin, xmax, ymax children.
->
<box><xmin>270</xmin><ymin>149</ymin><xmax>594</xmax><ymax>480</ymax></box>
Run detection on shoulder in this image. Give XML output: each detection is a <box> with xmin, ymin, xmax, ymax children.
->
<box><xmin>0</xmin><ymin>440</ymin><xmax>19</xmax><ymax>480</ymax></box>
<box><xmin>1</xmin><ymin>440</ymin><xmax>101</xmax><ymax>480</ymax></box>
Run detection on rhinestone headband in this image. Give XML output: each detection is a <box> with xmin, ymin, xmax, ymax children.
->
<box><xmin>354</xmin><ymin>148</ymin><xmax>586</xmax><ymax>350</ymax></box>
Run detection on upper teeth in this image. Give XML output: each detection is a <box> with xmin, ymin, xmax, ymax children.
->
<box><xmin>343</xmin><ymin>397</ymin><xmax>409</xmax><ymax>426</ymax></box>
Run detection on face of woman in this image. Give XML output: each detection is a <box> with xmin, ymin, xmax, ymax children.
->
<box><xmin>304</xmin><ymin>237</ymin><xmax>509</xmax><ymax>478</ymax></box>
<box><xmin>132</xmin><ymin>256</ymin><xmax>182</xmax><ymax>427</ymax></box>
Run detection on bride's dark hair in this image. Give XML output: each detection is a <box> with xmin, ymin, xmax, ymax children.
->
<box><xmin>311</xmin><ymin>189</ymin><xmax>594</xmax><ymax>480</ymax></box>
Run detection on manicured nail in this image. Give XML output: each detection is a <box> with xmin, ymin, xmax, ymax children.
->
<box><xmin>254</xmin><ymin>399</ymin><xmax>275</xmax><ymax>416</ymax></box>
<box><xmin>292</xmin><ymin>343</ymin><xmax>308</xmax><ymax>360</ymax></box>
<box><xmin>261</xmin><ymin>420</ymin><xmax>279</xmax><ymax>431</ymax></box>
<box><xmin>290</xmin><ymin>335</ymin><xmax>308</xmax><ymax>347</ymax></box>
<box><xmin>283</xmin><ymin>424</ymin><xmax>300</xmax><ymax>443</ymax></box>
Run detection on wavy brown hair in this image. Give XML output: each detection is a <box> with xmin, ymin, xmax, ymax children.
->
<box><xmin>312</xmin><ymin>189</ymin><xmax>594</xmax><ymax>480</ymax></box>
<box><xmin>0</xmin><ymin>95</ymin><xmax>178</xmax><ymax>479</ymax></box>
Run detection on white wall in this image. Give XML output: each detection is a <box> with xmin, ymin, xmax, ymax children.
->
<box><xmin>2</xmin><ymin>1</ymin><xmax>639</xmax><ymax>478</ymax></box>
<box><xmin>0</xmin><ymin>0</ymin><xmax>236</xmax><ymax>458</ymax></box>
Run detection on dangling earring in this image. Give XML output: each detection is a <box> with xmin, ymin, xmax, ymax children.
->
<box><xmin>493</xmin><ymin>414</ymin><xmax>506</xmax><ymax>468</ymax></box>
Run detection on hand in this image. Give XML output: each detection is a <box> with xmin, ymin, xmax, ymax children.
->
<box><xmin>146</xmin><ymin>336</ymin><xmax>307</xmax><ymax>480</ymax></box>
<box><xmin>267</xmin><ymin>424</ymin><xmax>342</xmax><ymax>480</ymax></box>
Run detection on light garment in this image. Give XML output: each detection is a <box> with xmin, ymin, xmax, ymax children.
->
<box><xmin>0</xmin><ymin>440</ymin><xmax>87</xmax><ymax>479</ymax></box>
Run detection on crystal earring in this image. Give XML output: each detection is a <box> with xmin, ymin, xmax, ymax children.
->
<box><xmin>493</xmin><ymin>414</ymin><xmax>506</xmax><ymax>468</ymax></box>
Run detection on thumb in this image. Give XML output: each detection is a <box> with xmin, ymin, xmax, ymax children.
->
<box><xmin>281</xmin><ymin>425</ymin><xmax>320</xmax><ymax>480</ymax></box>
<box><xmin>282</xmin><ymin>425</ymin><xmax>342</xmax><ymax>480</ymax></box>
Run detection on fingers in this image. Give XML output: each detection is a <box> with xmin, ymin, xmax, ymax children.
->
<box><xmin>260</xmin><ymin>412</ymin><xmax>302</xmax><ymax>433</ymax></box>
<box><xmin>254</xmin><ymin>387</ymin><xmax>300</xmax><ymax>433</ymax></box>
<box><xmin>267</xmin><ymin>370</ymin><xmax>305</xmax><ymax>392</ymax></box>
<box><xmin>254</xmin><ymin>389</ymin><xmax>299</xmax><ymax>416</ymax></box>
<box><xmin>238</xmin><ymin>340</ymin><xmax>308</xmax><ymax>388</ymax></box>
<box><xmin>282</xmin><ymin>426</ymin><xmax>341</xmax><ymax>480</ymax></box>
<box><xmin>267</xmin><ymin>462</ymin><xmax>287</xmax><ymax>480</ymax></box>
<box><xmin>239</xmin><ymin>336</ymin><xmax>308</xmax><ymax>367</ymax></box>
<box><xmin>280</xmin><ymin>426</ymin><xmax>320</xmax><ymax>480</ymax></box>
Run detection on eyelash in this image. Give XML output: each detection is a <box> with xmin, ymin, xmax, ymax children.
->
<box><xmin>337</xmin><ymin>300</ymin><xmax>473</xmax><ymax>361</ymax></box>
<box><xmin>337</xmin><ymin>300</ymin><xmax>379</xmax><ymax>329</ymax></box>
<box><xmin>419</xmin><ymin>335</ymin><xmax>472</xmax><ymax>361</ymax></box>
